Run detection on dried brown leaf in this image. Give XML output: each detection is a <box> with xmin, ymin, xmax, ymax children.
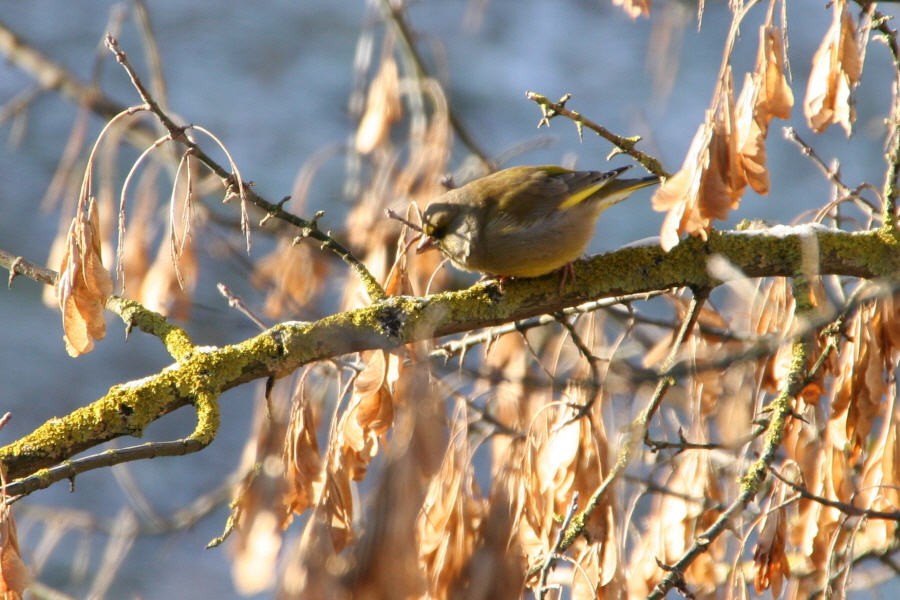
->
<box><xmin>119</xmin><ymin>169</ymin><xmax>158</xmax><ymax>297</ymax></box>
<box><xmin>317</xmin><ymin>466</ymin><xmax>355</xmax><ymax>553</ymax></box>
<box><xmin>417</xmin><ymin>428</ymin><xmax>484</xmax><ymax>599</ymax></box>
<box><xmin>860</xmin><ymin>411</ymin><xmax>900</xmax><ymax>549</ymax></box>
<box><xmin>652</xmin><ymin>121</ymin><xmax>712</xmax><ymax>251</ymax></box>
<box><xmin>280</xmin><ymin>507</ymin><xmax>346</xmax><ymax>599</ymax></box>
<box><xmin>826</xmin><ymin>418</ymin><xmax>855</xmax><ymax>505</ymax></box>
<box><xmin>137</xmin><ymin>236</ymin><xmax>197</xmax><ymax>320</ymax></box>
<box><xmin>452</xmin><ymin>488</ymin><xmax>525</xmax><ymax>600</ymax></box>
<box><xmin>56</xmin><ymin>197</ymin><xmax>114</xmax><ymax>356</ymax></box>
<box><xmin>395</xmin><ymin>79</ymin><xmax>451</xmax><ymax>200</ymax></box>
<box><xmin>0</xmin><ymin>507</ymin><xmax>29</xmax><ymax>600</ymax></box>
<box><xmin>875</xmin><ymin>293</ymin><xmax>900</xmax><ymax>363</ymax></box>
<box><xmin>627</xmin><ymin>449</ymin><xmax>723</xmax><ymax>598</ymax></box>
<box><xmin>229</xmin><ymin>389</ymin><xmax>293</xmax><ymax>596</ymax></box>
<box><xmin>252</xmin><ymin>237</ymin><xmax>328</xmax><ymax>318</ymax></box>
<box><xmin>355</xmin><ymin>57</ymin><xmax>402</xmax><ymax>154</ymax></box>
<box><xmin>283</xmin><ymin>394</ymin><xmax>323</xmax><ymax>518</ymax></box>
<box><xmin>784</xmin><ymin>413</ymin><xmax>851</xmax><ymax>575</ymax></box>
<box><xmin>343</xmin><ymin>362</ymin><xmax>439</xmax><ymax>600</ymax></box>
<box><xmin>653</xmin><ymin>71</ymin><xmax>745</xmax><ymax>251</ymax></box>
<box><xmin>757</xmin><ymin>26</ymin><xmax>794</xmax><ymax>123</ymax></box>
<box><xmin>753</xmin><ymin>278</ymin><xmax>831</xmax><ymax>403</ymax></box>
<box><xmin>752</xmin><ymin>492</ymin><xmax>790</xmax><ymax>597</ymax></box>
<box><xmin>804</xmin><ymin>0</ymin><xmax>862</xmax><ymax>135</ymax></box>
<box><xmin>232</xmin><ymin>508</ymin><xmax>282</xmax><ymax>595</ymax></box>
<box><xmin>383</xmin><ymin>231</ymin><xmax>415</xmax><ymax>298</ymax></box>
<box><xmin>735</xmin><ymin>74</ymin><xmax>771</xmax><ymax>195</ymax></box>
<box><xmin>537</xmin><ymin>418</ymin><xmax>581</xmax><ymax>495</ymax></box>
<box><xmin>343</xmin><ymin>456</ymin><xmax>428</xmax><ymax>600</ymax></box>
<box><xmin>515</xmin><ymin>395</ymin><xmax>620</xmax><ymax>596</ymax></box>
<box><xmin>339</xmin><ymin>350</ymin><xmax>394</xmax><ymax>481</ymax></box>
<box><xmin>831</xmin><ymin>304</ymin><xmax>887</xmax><ymax>461</ymax></box>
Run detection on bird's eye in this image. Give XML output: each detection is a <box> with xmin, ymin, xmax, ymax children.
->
<box><xmin>430</xmin><ymin>225</ymin><xmax>447</xmax><ymax>239</ymax></box>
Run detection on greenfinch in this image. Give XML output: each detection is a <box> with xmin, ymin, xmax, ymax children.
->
<box><xmin>417</xmin><ymin>165</ymin><xmax>659</xmax><ymax>278</ymax></box>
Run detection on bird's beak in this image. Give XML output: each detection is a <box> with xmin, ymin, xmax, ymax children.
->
<box><xmin>416</xmin><ymin>235</ymin><xmax>437</xmax><ymax>254</ymax></box>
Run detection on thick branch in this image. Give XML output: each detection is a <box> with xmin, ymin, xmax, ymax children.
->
<box><xmin>1</xmin><ymin>225</ymin><xmax>898</xmax><ymax>481</ymax></box>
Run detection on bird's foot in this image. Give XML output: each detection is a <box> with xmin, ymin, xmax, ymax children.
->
<box><xmin>477</xmin><ymin>272</ymin><xmax>509</xmax><ymax>294</ymax></box>
<box><xmin>557</xmin><ymin>262</ymin><xmax>576</xmax><ymax>292</ymax></box>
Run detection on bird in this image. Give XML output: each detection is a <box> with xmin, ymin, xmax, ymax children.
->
<box><xmin>416</xmin><ymin>164</ymin><xmax>660</xmax><ymax>279</ymax></box>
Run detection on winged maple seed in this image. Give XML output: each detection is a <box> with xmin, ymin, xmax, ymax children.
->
<box><xmin>628</xmin><ymin>447</ymin><xmax>724</xmax><ymax>597</ymax></box>
<box><xmin>0</xmin><ymin>504</ymin><xmax>29</xmax><ymax>599</ymax></box>
<box><xmin>804</xmin><ymin>0</ymin><xmax>863</xmax><ymax>135</ymax></box>
<box><xmin>283</xmin><ymin>386</ymin><xmax>323</xmax><ymax>518</ymax></box>
<box><xmin>736</xmin><ymin>25</ymin><xmax>794</xmax><ymax>195</ymax></box>
<box><xmin>339</xmin><ymin>349</ymin><xmax>394</xmax><ymax>481</ymax></box>
<box><xmin>355</xmin><ymin>55</ymin><xmax>402</xmax><ymax>155</ymax></box>
<box><xmin>653</xmin><ymin>23</ymin><xmax>793</xmax><ymax>251</ymax></box>
<box><xmin>753</xmin><ymin>483</ymin><xmax>791</xmax><ymax>597</ymax></box>
<box><xmin>56</xmin><ymin>197</ymin><xmax>114</xmax><ymax>357</ymax></box>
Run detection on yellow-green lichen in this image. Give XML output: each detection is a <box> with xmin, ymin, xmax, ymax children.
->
<box><xmin>32</xmin><ymin>467</ymin><xmax>54</xmax><ymax>485</ymax></box>
<box><xmin>106</xmin><ymin>296</ymin><xmax>194</xmax><ymax>360</ymax></box>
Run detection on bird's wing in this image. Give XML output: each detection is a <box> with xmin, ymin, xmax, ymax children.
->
<box><xmin>489</xmin><ymin>167</ymin><xmax>631</xmax><ymax>233</ymax></box>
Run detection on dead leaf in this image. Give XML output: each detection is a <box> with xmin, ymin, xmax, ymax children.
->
<box><xmin>627</xmin><ymin>448</ymin><xmax>723</xmax><ymax>598</ymax></box>
<box><xmin>355</xmin><ymin>56</ymin><xmax>402</xmax><ymax>154</ymax></box>
<box><xmin>831</xmin><ymin>304</ymin><xmax>886</xmax><ymax>462</ymax></box>
<box><xmin>452</xmin><ymin>487</ymin><xmax>525</xmax><ymax>600</ymax></box>
<box><xmin>859</xmin><ymin>411</ymin><xmax>900</xmax><ymax>549</ymax></box>
<box><xmin>229</xmin><ymin>385</ymin><xmax>293</xmax><ymax>596</ymax></box>
<box><xmin>56</xmin><ymin>197</ymin><xmax>114</xmax><ymax>356</ymax></box>
<box><xmin>253</xmin><ymin>237</ymin><xmax>328</xmax><ymax>318</ymax></box>
<box><xmin>652</xmin><ymin>69</ymin><xmax>745</xmax><ymax>252</ymax></box>
<box><xmin>283</xmin><ymin>391</ymin><xmax>323</xmax><ymax>518</ymax></box>
<box><xmin>804</xmin><ymin>0</ymin><xmax>862</xmax><ymax>135</ymax></box>
<box><xmin>339</xmin><ymin>350</ymin><xmax>394</xmax><ymax>481</ymax></box>
<box><xmin>0</xmin><ymin>507</ymin><xmax>29</xmax><ymax>600</ymax></box>
<box><xmin>752</xmin><ymin>487</ymin><xmax>790</xmax><ymax>597</ymax></box>
<box><xmin>417</xmin><ymin>423</ymin><xmax>484</xmax><ymax>599</ymax></box>
<box><xmin>137</xmin><ymin>236</ymin><xmax>197</xmax><ymax>320</ymax></box>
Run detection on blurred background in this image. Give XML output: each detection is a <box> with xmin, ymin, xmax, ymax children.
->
<box><xmin>0</xmin><ymin>0</ymin><xmax>894</xmax><ymax>598</ymax></box>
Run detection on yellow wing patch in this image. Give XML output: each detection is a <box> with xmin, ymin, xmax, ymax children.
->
<box><xmin>558</xmin><ymin>179</ymin><xmax>608</xmax><ymax>210</ymax></box>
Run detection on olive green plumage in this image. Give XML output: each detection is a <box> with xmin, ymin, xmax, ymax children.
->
<box><xmin>418</xmin><ymin>165</ymin><xmax>660</xmax><ymax>278</ymax></box>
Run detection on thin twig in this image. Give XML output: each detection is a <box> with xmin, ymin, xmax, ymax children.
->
<box><xmin>856</xmin><ymin>0</ymin><xmax>900</xmax><ymax>221</ymax></box>
<box><xmin>769</xmin><ymin>467</ymin><xmax>900</xmax><ymax>520</ymax></box>
<box><xmin>432</xmin><ymin>292</ymin><xmax>665</xmax><ymax>359</ymax></box>
<box><xmin>644</xmin><ymin>427</ymin><xmax>723</xmax><ymax>455</ymax></box>
<box><xmin>525</xmin><ymin>288</ymin><xmax>710</xmax><ymax>579</ymax></box>
<box><xmin>646</xmin><ymin>280</ymin><xmax>816</xmax><ymax>600</ymax></box>
<box><xmin>536</xmin><ymin>492</ymin><xmax>580</xmax><ymax>599</ymax></box>
<box><xmin>783</xmin><ymin>127</ymin><xmax>854</xmax><ymax>197</ymax></box>
<box><xmin>104</xmin><ymin>35</ymin><xmax>387</xmax><ymax>303</ymax></box>
<box><xmin>4</xmin><ymin>439</ymin><xmax>206</xmax><ymax>503</ymax></box>
<box><xmin>379</xmin><ymin>0</ymin><xmax>493</xmax><ymax>169</ymax></box>
<box><xmin>525</xmin><ymin>91</ymin><xmax>669</xmax><ymax>178</ymax></box>
<box><xmin>555</xmin><ymin>314</ymin><xmax>606</xmax><ymax>423</ymax></box>
<box><xmin>0</xmin><ymin>249</ymin><xmax>58</xmax><ymax>286</ymax></box>
<box><xmin>217</xmin><ymin>283</ymin><xmax>269</xmax><ymax>331</ymax></box>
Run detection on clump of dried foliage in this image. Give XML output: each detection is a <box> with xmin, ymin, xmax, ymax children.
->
<box><xmin>1</xmin><ymin>0</ymin><xmax>900</xmax><ymax>599</ymax></box>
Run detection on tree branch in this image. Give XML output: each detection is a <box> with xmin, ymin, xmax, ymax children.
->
<box><xmin>1</xmin><ymin>225</ymin><xmax>898</xmax><ymax>482</ymax></box>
